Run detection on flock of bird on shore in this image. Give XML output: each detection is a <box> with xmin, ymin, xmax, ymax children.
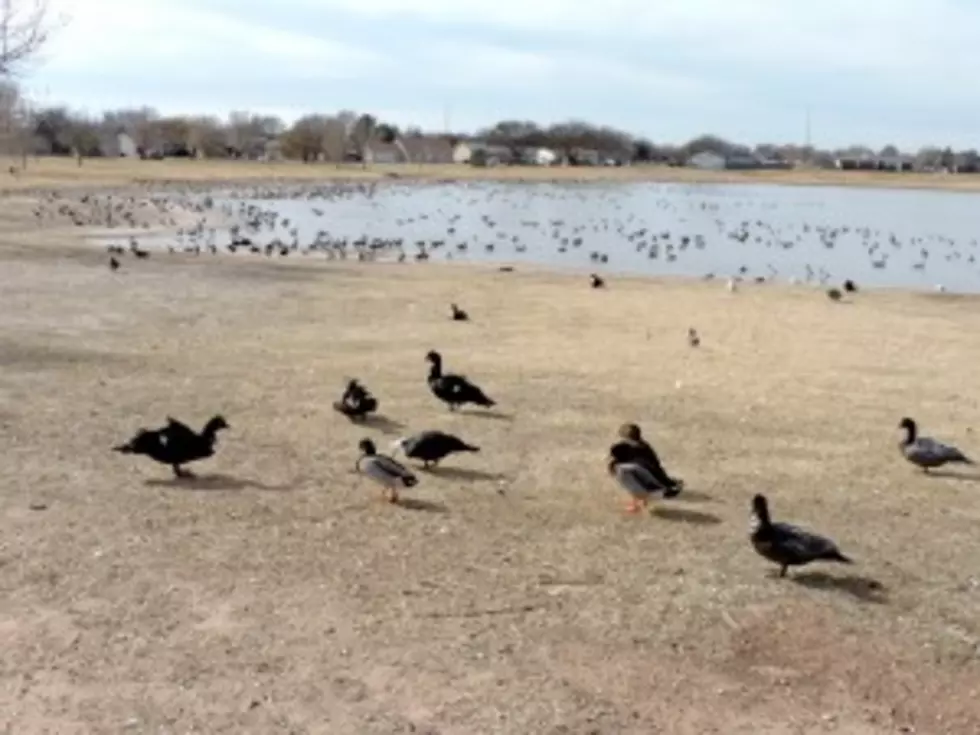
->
<box><xmin>33</xmin><ymin>178</ymin><xmax>966</xmax><ymax>579</ymax></box>
<box><xmin>110</xmin><ymin>284</ymin><xmax>977</xmax><ymax>580</ymax></box>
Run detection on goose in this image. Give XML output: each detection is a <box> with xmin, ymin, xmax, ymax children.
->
<box><xmin>114</xmin><ymin>415</ymin><xmax>229</xmax><ymax>478</ymax></box>
<box><xmin>608</xmin><ymin>442</ymin><xmax>674</xmax><ymax>513</ymax></box>
<box><xmin>590</xmin><ymin>273</ymin><xmax>605</xmax><ymax>289</ymax></box>
<box><xmin>898</xmin><ymin>417</ymin><xmax>973</xmax><ymax>471</ymax></box>
<box><xmin>355</xmin><ymin>438</ymin><xmax>417</xmax><ymax>502</ymax></box>
<box><xmin>391</xmin><ymin>430</ymin><xmax>479</xmax><ymax>468</ymax></box>
<box><xmin>616</xmin><ymin>423</ymin><xmax>683</xmax><ymax>497</ymax></box>
<box><xmin>425</xmin><ymin>351</ymin><xmax>495</xmax><ymax>411</ymax></box>
<box><xmin>332</xmin><ymin>379</ymin><xmax>378</xmax><ymax>421</ymax></box>
<box><xmin>450</xmin><ymin>303</ymin><xmax>469</xmax><ymax>321</ymax></box>
<box><xmin>749</xmin><ymin>494</ymin><xmax>852</xmax><ymax>577</ymax></box>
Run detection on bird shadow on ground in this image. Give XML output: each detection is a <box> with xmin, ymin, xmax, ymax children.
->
<box><xmin>463</xmin><ymin>410</ymin><xmax>514</xmax><ymax>422</ymax></box>
<box><xmin>791</xmin><ymin>571</ymin><xmax>889</xmax><ymax>604</ymax></box>
<box><xmin>672</xmin><ymin>488</ymin><xmax>713</xmax><ymax>503</ymax></box>
<box><xmin>426</xmin><ymin>466</ymin><xmax>508</xmax><ymax>483</ymax></box>
<box><xmin>650</xmin><ymin>506</ymin><xmax>722</xmax><ymax>525</ymax></box>
<box><xmin>396</xmin><ymin>497</ymin><xmax>449</xmax><ymax>514</ymax></box>
<box><xmin>357</xmin><ymin>414</ymin><xmax>406</xmax><ymax>435</ymax></box>
<box><xmin>926</xmin><ymin>470</ymin><xmax>980</xmax><ymax>483</ymax></box>
<box><xmin>144</xmin><ymin>474</ymin><xmax>291</xmax><ymax>492</ymax></box>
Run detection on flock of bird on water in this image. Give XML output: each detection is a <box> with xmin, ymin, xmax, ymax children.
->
<box><xmin>32</xmin><ymin>178</ymin><xmax>974</xmax><ymax>294</ymax></box>
<box><xmin>32</xmin><ymin>180</ymin><xmax>970</xmax><ymax>580</ymax></box>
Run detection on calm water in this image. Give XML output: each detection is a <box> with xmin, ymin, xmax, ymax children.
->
<box><xmin>153</xmin><ymin>181</ymin><xmax>980</xmax><ymax>292</ymax></box>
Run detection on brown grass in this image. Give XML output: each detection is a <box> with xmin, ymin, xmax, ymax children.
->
<box><xmin>1</xmin><ymin>189</ymin><xmax>979</xmax><ymax>734</ymax></box>
<box><xmin>3</xmin><ymin>155</ymin><xmax>980</xmax><ymax>193</ymax></box>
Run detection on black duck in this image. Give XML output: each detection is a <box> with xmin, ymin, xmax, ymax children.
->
<box><xmin>114</xmin><ymin>415</ymin><xmax>229</xmax><ymax>478</ymax></box>
<box><xmin>425</xmin><ymin>350</ymin><xmax>495</xmax><ymax>411</ymax></box>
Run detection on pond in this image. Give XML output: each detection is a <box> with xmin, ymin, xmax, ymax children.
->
<box><xmin>135</xmin><ymin>180</ymin><xmax>980</xmax><ymax>293</ymax></box>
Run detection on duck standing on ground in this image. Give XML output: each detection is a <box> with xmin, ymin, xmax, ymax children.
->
<box><xmin>333</xmin><ymin>379</ymin><xmax>378</xmax><ymax>421</ymax></box>
<box><xmin>425</xmin><ymin>350</ymin><xmax>496</xmax><ymax>411</ymax></box>
<box><xmin>391</xmin><ymin>430</ymin><xmax>479</xmax><ymax>468</ymax></box>
<box><xmin>687</xmin><ymin>327</ymin><xmax>700</xmax><ymax>348</ymax></box>
<box><xmin>450</xmin><ymin>303</ymin><xmax>469</xmax><ymax>321</ymax></box>
<box><xmin>114</xmin><ymin>415</ymin><xmax>229</xmax><ymax>478</ymax></box>
<box><xmin>590</xmin><ymin>273</ymin><xmax>605</xmax><ymax>289</ymax></box>
<box><xmin>749</xmin><ymin>494</ymin><xmax>852</xmax><ymax>578</ymax></box>
<box><xmin>898</xmin><ymin>417</ymin><xmax>974</xmax><ymax>471</ymax></box>
<box><xmin>616</xmin><ymin>423</ymin><xmax>683</xmax><ymax>497</ymax></box>
<box><xmin>607</xmin><ymin>442</ymin><xmax>674</xmax><ymax>513</ymax></box>
<box><xmin>355</xmin><ymin>438</ymin><xmax>417</xmax><ymax>503</ymax></box>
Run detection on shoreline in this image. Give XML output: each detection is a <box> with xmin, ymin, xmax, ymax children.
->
<box><xmin>4</xmin><ymin>156</ymin><xmax>980</xmax><ymax>194</ymax></box>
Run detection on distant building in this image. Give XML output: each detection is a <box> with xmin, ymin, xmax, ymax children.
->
<box><xmin>687</xmin><ymin>151</ymin><xmax>726</xmax><ymax>170</ymax></box>
<box><xmin>517</xmin><ymin>146</ymin><xmax>557</xmax><ymax>166</ymax></box>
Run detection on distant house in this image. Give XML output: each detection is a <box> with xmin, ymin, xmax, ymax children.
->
<box><xmin>100</xmin><ymin>131</ymin><xmax>138</xmax><ymax>158</ymax></box>
<box><xmin>364</xmin><ymin>141</ymin><xmax>405</xmax><ymax>164</ymax></box>
<box><xmin>688</xmin><ymin>151</ymin><xmax>726</xmax><ymax>170</ymax></box>
<box><xmin>516</xmin><ymin>146</ymin><xmax>557</xmax><ymax>166</ymax></box>
<box><xmin>569</xmin><ymin>148</ymin><xmax>601</xmax><ymax>166</ymax></box>
<box><xmin>468</xmin><ymin>142</ymin><xmax>514</xmax><ymax>167</ymax></box>
<box><xmin>402</xmin><ymin>135</ymin><xmax>455</xmax><ymax>164</ymax></box>
<box><xmin>452</xmin><ymin>141</ymin><xmax>473</xmax><ymax>163</ymax></box>
<box><xmin>835</xmin><ymin>155</ymin><xmax>912</xmax><ymax>172</ymax></box>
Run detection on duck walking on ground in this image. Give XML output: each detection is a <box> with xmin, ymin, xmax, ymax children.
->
<box><xmin>616</xmin><ymin>423</ymin><xmax>683</xmax><ymax>497</ymax></box>
<box><xmin>898</xmin><ymin>417</ymin><xmax>974</xmax><ymax>472</ymax></box>
<box><xmin>425</xmin><ymin>350</ymin><xmax>496</xmax><ymax>411</ymax></box>
<box><xmin>355</xmin><ymin>438</ymin><xmax>418</xmax><ymax>503</ymax></box>
<box><xmin>450</xmin><ymin>303</ymin><xmax>469</xmax><ymax>321</ymax></box>
<box><xmin>113</xmin><ymin>415</ymin><xmax>229</xmax><ymax>478</ymax></box>
<box><xmin>750</xmin><ymin>494</ymin><xmax>852</xmax><ymax>578</ymax></box>
<box><xmin>333</xmin><ymin>379</ymin><xmax>378</xmax><ymax>421</ymax></box>
<box><xmin>392</xmin><ymin>430</ymin><xmax>479</xmax><ymax>468</ymax></box>
<box><xmin>607</xmin><ymin>441</ymin><xmax>676</xmax><ymax>513</ymax></box>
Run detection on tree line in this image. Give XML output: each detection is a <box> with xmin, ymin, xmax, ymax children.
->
<box><xmin>1</xmin><ymin>81</ymin><xmax>977</xmax><ymax>169</ymax></box>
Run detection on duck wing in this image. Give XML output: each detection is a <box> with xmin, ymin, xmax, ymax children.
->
<box><xmin>164</xmin><ymin>417</ymin><xmax>200</xmax><ymax>443</ymax></box>
<box><xmin>360</xmin><ymin>453</ymin><xmax>418</xmax><ymax>487</ymax></box>
<box><xmin>770</xmin><ymin>521</ymin><xmax>847</xmax><ymax>563</ymax></box>
<box><xmin>910</xmin><ymin>436</ymin><xmax>972</xmax><ymax>465</ymax></box>
<box><xmin>614</xmin><ymin>463</ymin><xmax>668</xmax><ymax>496</ymax></box>
<box><xmin>441</xmin><ymin>374</ymin><xmax>495</xmax><ymax>406</ymax></box>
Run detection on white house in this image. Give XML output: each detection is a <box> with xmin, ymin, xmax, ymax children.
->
<box><xmin>526</xmin><ymin>147</ymin><xmax>557</xmax><ymax>166</ymax></box>
<box><xmin>452</xmin><ymin>141</ymin><xmax>473</xmax><ymax>164</ymax></box>
<box><xmin>687</xmin><ymin>151</ymin><xmax>726</xmax><ymax>170</ymax></box>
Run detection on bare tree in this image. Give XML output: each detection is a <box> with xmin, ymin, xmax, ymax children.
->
<box><xmin>0</xmin><ymin>0</ymin><xmax>54</xmax><ymax>76</ymax></box>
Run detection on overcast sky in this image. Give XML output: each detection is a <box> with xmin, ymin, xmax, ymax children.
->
<box><xmin>23</xmin><ymin>0</ymin><xmax>980</xmax><ymax>149</ymax></box>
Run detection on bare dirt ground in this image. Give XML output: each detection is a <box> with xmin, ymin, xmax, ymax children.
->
<box><xmin>1</xmin><ymin>183</ymin><xmax>979</xmax><ymax>734</ymax></box>
<box><xmin>3</xmin><ymin>155</ymin><xmax>980</xmax><ymax>193</ymax></box>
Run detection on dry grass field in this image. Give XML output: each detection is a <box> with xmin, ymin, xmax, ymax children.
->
<box><xmin>3</xmin><ymin>154</ymin><xmax>980</xmax><ymax>193</ymax></box>
<box><xmin>1</xmin><ymin>184</ymin><xmax>980</xmax><ymax>734</ymax></box>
